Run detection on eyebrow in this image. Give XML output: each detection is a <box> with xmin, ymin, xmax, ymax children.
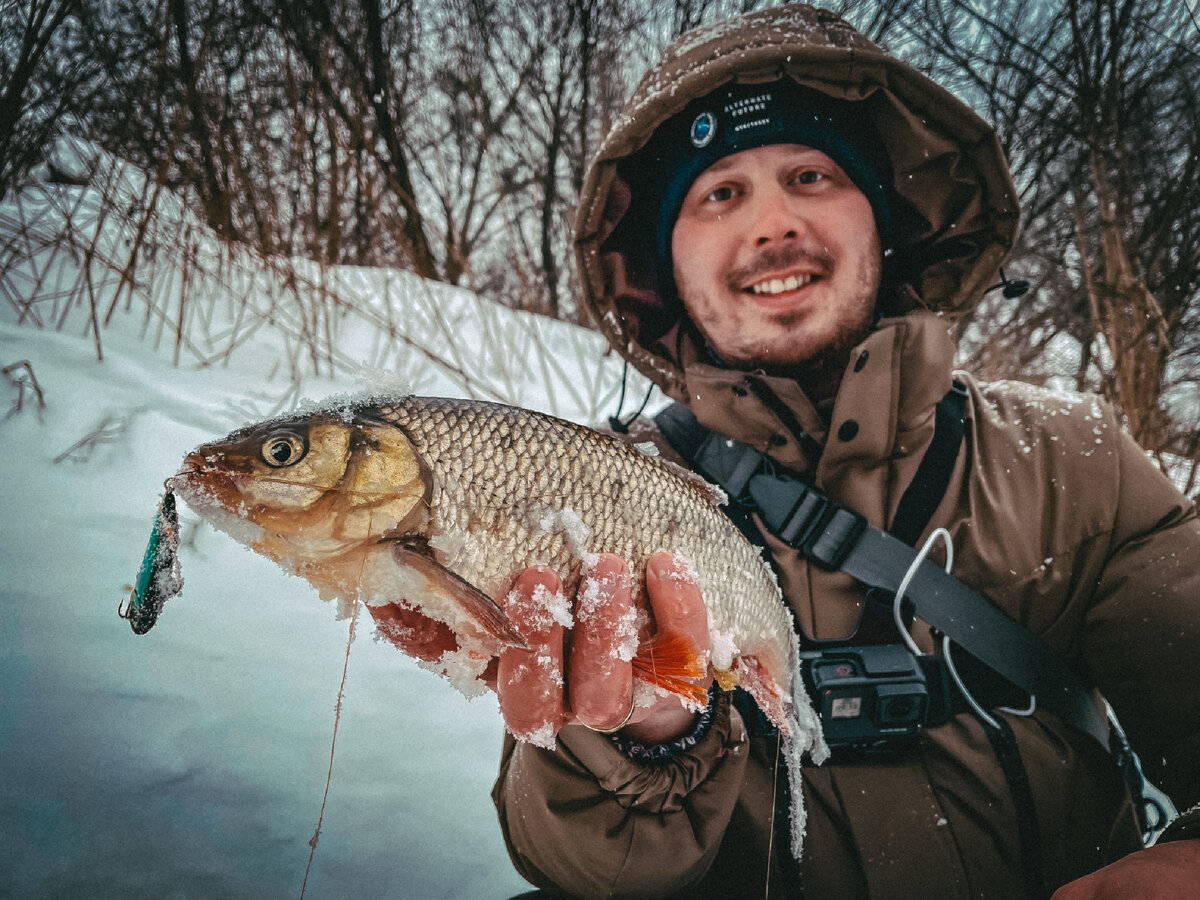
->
<box><xmin>698</xmin><ymin>145</ymin><xmax>829</xmax><ymax>178</ymax></box>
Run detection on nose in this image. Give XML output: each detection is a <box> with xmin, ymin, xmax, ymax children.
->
<box><xmin>751</xmin><ymin>184</ymin><xmax>802</xmax><ymax>247</ymax></box>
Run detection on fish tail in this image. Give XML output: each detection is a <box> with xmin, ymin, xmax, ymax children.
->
<box><xmin>631</xmin><ymin>631</ymin><xmax>709</xmax><ymax>707</ymax></box>
<box><xmin>737</xmin><ymin>656</ymin><xmax>790</xmax><ymax>733</ymax></box>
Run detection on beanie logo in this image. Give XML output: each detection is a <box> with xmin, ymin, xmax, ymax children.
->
<box><xmin>690</xmin><ymin>111</ymin><xmax>716</xmax><ymax>148</ymax></box>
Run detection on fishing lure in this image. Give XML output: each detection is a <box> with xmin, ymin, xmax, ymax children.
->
<box><xmin>119</xmin><ymin>489</ymin><xmax>183</xmax><ymax>634</ymax></box>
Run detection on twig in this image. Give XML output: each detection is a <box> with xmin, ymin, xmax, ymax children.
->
<box><xmin>52</xmin><ymin>412</ymin><xmax>134</xmax><ymax>463</ymax></box>
<box><xmin>2</xmin><ymin>360</ymin><xmax>46</xmax><ymax>418</ymax></box>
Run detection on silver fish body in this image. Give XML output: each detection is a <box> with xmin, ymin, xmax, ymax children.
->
<box><xmin>169</xmin><ymin>396</ymin><xmax>824</xmax><ymax>762</ymax></box>
<box><xmin>377</xmin><ymin>398</ymin><xmax>790</xmax><ymax>675</ymax></box>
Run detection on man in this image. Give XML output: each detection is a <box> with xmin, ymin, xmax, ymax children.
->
<box><xmin>490</xmin><ymin>5</ymin><xmax>1200</xmax><ymax>897</ymax></box>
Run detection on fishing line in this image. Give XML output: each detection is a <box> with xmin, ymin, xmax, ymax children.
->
<box><xmin>765</xmin><ymin>732</ymin><xmax>781</xmax><ymax>899</ymax></box>
<box><xmin>299</xmin><ymin>509</ymin><xmax>380</xmax><ymax>897</ymax></box>
<box><xmin>299</xmin><ymin>601</ymin><xmax>360</xmax><ymax>900</ymax></box>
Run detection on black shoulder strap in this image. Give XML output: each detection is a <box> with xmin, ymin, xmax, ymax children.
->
<box><xmin>866</xmin><ymin>381</ymin><xmax>967</xmax><ymax>635</ymax></box>
<box><xmin>653</xmin><ymin>400</ymin><xmax>1109</xmax><ymax>750</ymax></box>
<box><xmin>890</xmin><ymin>380</ymin><xmax>967</xmax><ymax>546</ymax></box>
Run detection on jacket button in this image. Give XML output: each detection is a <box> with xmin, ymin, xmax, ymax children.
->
<box><xmin>854</xmin><ymin>350</ymin><xmax>869</xmax><ymax>372</ymax></box>
<box><xmin>838</xmin><ymin>420</ymin><xmax>859</xmax><ymax>441</ymax></box>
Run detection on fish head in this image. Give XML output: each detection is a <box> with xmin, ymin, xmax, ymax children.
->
<box><xmin>170</xmin><ymin>409</ymin><xmax>432</xmax><ymax>570</ymax></box>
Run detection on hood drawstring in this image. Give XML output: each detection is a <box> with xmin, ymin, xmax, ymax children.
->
<box><xmin>984</xmin><ymin>268</ymin><xmax>1030</xmax><ymax>300</ymax></box>
<box><xmin>609</xmin><ymin>360</ymin><xmax>655</xmax><ymax>434</ymax></box>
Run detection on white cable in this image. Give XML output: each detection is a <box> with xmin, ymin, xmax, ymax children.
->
<box><xmin>892</xmin><ymin>527</ymin><xmax>954</xmax><ymax>656</ymax></box>
<box><xmin>999</xmin><ymin>695</ymin><xmax>1037</xmax><ymax>717</ymax></box>
<box><xmin>893</xmin><ymin>526</ymin><xmax>1037</xmax><ymax>727</ymax></box>
<box><xmin>942</xmin><ymin>634</ymin><xmax>1001</xmax><ymax>731</ymax></box>
<box><xmin>942</xmin><ymin>638</ymin><xmax>1037</xmax><ymax>725</ymax></box>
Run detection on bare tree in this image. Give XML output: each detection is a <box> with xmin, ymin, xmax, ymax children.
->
<box><xmin>898</xmin><ymin>0</ymin><xmax>1200</xmax><ymax>488</ymax></box>
<box><xmin>0</xmin><ymin>0</ymin><xmax>96</xmax><ymax>199</ymax></box>
<box><xmin>6</xmin><ymin>0</ymin><xmax>1198</xmax><ymax>496</ymax></box>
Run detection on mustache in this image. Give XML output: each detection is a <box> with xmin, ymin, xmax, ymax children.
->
<box><xmin>726</xmin><ymin>245</ymin><xmax>833</xmax><ymax>288</ymax></box>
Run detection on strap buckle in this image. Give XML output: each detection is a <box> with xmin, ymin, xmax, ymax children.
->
<box><xmin>748</xmin><ymin>474</ymin><xmax>866</xmax><ymax>569</ymax></box>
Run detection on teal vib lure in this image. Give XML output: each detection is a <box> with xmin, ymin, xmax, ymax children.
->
<box><xmin>119</xmin><ymin>489</ymin><xmax>183</xmax><ymax>634</ymax></box>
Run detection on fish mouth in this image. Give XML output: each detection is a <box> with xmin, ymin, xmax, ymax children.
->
<box><xmin>172</xmin><ymin>451</ymin><xmax>209</xmax><ymax>478</ymax></box>
<box><xmin>167</xmin><ymin>453</ymin><xmax>240</xmax><ymax>505</ymax></box>
<box><xmin>166</xmin><ymin>462</ymin><xmax>200</xmax><ymax>489</ymax></box>
<box><xmin>168</xmin><ymin>455</ymin><xmax>203</xmax><ymax>488</ymax></box>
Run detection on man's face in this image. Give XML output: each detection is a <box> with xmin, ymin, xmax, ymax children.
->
<box><xmin>671</xmin><ymin>143</ymin><xmax>882</xmax><ymax>379</ymax></box>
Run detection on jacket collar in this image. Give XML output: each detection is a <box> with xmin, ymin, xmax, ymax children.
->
<box><xmin>677</xmin><ymin>311</ymin><xmax>956</xmax><ymax>526</ymax></box>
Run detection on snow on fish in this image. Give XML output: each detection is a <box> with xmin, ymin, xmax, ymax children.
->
<box><xmin>151</xmin><ymin>395</ymin><xmax>825</xmax><ymax>854</ymax></box>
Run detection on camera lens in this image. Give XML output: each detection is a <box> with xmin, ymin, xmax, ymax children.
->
<box><xmin>884</xmin><ymin>697</ymin><xmax>915</xmax><ymax>720</ymax></box>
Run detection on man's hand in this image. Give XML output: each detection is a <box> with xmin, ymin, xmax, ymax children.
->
<box><xmin>496</xmin><ymin>550</ymin><xmax>711</xmax><ymax>747</ymax></box>
<box><xmin>1050</xmin><ymin>840</ymin><xmax>1200</xmax><ymax>899</ymax></box>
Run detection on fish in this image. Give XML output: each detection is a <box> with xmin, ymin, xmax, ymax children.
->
<box><xmin>165</xmin><ymin>395</ymin><xmax>826</xmax><ymax>817</ymax></box>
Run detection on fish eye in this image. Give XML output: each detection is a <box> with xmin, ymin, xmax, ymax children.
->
<box><xmin>261</xmin><ymin>431</ymin><xmax>307</xmax><ymax>467</ymax></box>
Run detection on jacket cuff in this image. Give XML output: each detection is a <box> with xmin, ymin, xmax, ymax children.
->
<box><xmin>610</xmin><ymin>684</ymin><xmax>718</xmax><ymax>761</ymax></box>
<box><xmin>556</xmin><ymin>688</ymin><xmax>747</xmax><ymax>814</ymax></box>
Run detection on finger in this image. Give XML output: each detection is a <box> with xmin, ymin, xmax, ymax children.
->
<box><xmin>627</xmin><ymin>550</ymin><xmax>710</xmax><ymax>722</ymax></box>
<box><xmin>497</xmin><ymin>567</ymin><xmax>568</xmax><ymax>744</ymax></box>
<box><xmin>1051</xmin><ymin>841</ymin><xmax>1200</xmax><ymax>899</ymax></box>
<box><xmin>568</xmin><ymin>554</ymin><xmax>636</xmax><ymax>731</ymax></box>
<box><xmin>645</xmin><ymin>550</ymin><xmax>711</xmax><ymax>659</ymax></box>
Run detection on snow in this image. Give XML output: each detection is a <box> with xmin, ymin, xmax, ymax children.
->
<box><xmin>530</xmin><ymin>504</ymin><xmax>592</xmax><ymax>558</ymax></box>
<box><xmin>0</xmin><ymin>138</ymin><xmax>662</xmax><ymax>898</ymax></box>
<box><xmin>503</xmin><ymin>582</ymin><xmax>574</xmax><ymax>633</ymax></box>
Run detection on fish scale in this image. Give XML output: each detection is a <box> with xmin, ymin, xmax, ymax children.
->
<box><xmin>372</xmin><ymin>396</ymin><xmax>792</xmax><ymax>673</ymax></box>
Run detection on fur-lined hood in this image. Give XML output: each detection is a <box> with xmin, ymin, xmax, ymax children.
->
<box><xmin>574</xmin><ymin>3</ymin><xmax>1019</xmax><ymax>401</ymax></box>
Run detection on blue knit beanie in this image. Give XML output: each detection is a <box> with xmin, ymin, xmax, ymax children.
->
<box><xmin>651</xmin><ymin>81</ymin><xmax>893</xmax><ymax>266</ymax></box>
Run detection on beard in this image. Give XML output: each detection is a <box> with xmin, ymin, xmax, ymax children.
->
<box><xmin>675</xmin><ymin>243</ymin><xmax>880</xmax><ymax>400</ymax></box>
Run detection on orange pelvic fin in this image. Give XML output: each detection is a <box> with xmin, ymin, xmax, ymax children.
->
<box><xmin>631</xmin><ymin>630</ymin><xmax>709</xmax><ymax>707</ymax></box>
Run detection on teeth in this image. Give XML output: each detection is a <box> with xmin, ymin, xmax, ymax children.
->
<box><xmin>750</xmin><ymin>274</ymin><xmax>811</xmax><ymax>295</ymax></box>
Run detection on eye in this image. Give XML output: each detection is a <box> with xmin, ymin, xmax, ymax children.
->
<box><xmin>790</xmin><ymin>168</ymin><xmax>827</xmax><ymax>186</ymax></box>
<box><xmin>704</xmin><ymin>184</ymin><xmax>736</xmax><ymax>203</ymax></box>
<box><xmin>261</xmin><ymin>432</ymin><xmax>307</xmax><ymax>467</ymax></box>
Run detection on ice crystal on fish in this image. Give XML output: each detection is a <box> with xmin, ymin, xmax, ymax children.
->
<box><xmin>530</xmin><ymin>505</ymin><xmax>592</xmax><ymax>558</ymax></box>
<box><xmin>708</xmin><ymin>627</ymin><xmax>737</xmax><ymax>672</ymax></box>
<box><xmin>503</xmin><ymin>582</ymin><xmax>573</xmax><ymax>632</ymax></box>
<box><xmin>420</xmin><ymin>646</ymin><xmax>490</xmax><ymax>698</ymax></box>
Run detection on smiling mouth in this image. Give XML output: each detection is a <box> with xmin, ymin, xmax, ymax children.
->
<box><xmin>746</xmin><ymin>273</ymin><xmax>816</xmax><ymax>295</ymax></box>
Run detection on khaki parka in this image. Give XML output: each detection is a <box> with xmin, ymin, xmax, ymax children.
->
<box><xmin>492</xmin><ymin>6</ymin><xmax>1200</xmax><ymax>898</ymax></box>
